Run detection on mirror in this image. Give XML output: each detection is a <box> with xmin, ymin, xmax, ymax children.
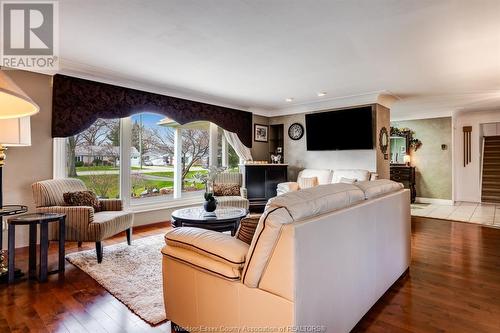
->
<box><xmin>390</xmin><ymin>136</ymin><xmax>407</xmax><ymax>164</ymax></box>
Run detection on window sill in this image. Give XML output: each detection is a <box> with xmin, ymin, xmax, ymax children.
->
<box><xmin>128</xmin><ymin>196</ymin><xmax>204</xmax><ymax>213</ymax></box>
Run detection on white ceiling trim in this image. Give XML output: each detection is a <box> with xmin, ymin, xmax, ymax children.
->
<box><xmin>251</xmin><ymin>91</ymin><xmax>400</xmax><ymax>117</ymax></box>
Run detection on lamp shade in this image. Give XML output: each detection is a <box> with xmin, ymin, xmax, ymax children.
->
<box><xmin>0</xmin><ymin>116</ymin><xmax>31</xmax><ymax>146</ymax></box>
<box><xmin>0</xmin><ymin>71</ymin><xmax>39</xmax><ymax>119</ymax></box>
<box><xmin>404</xmin><ymin>154</ymin><xmax>411</xmax><ymax>164</ymax></box>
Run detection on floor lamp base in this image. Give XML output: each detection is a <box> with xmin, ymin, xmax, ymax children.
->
<box><xmin>0</xmin><ymin>268</ymin><xmax>24</xmax><ymax>283</ymax></box>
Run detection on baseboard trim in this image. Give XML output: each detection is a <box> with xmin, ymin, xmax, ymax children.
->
<box><xmin>415</xmin><ymin>197</ymin><xmax>454</xmax><ymax>205</ymax></box>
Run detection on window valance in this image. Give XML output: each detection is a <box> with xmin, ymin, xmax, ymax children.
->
<box><xmin>51</xmin><ymin>74</ymin><xmax>253</xmax><ymax>147</ymax></box>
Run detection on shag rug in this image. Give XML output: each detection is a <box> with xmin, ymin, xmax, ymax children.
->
<box><xmin>66</xmin><ymin>234</ymin><xmax>166</xmax><ymax>325</ymax></box>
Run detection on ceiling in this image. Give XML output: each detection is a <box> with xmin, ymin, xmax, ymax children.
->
<box><xmin>56</xmin><ymin>0</ymin><xmax>500</xmax><ymax>120</ymax></box>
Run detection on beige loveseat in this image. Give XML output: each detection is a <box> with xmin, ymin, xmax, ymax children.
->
<box><xmin>32</xmin><ymin>178</ymin><xmax>134</xmax><ymax>263</ymax></box>
<box><xmin>277</xmin><ymin>168</ymin><xmax>378</xmax><ymax>195</ymax></box>
<box><xmin>162</xmin><ymin>179</ymin><xmax>410</xmax><ymax>332</ymax></box>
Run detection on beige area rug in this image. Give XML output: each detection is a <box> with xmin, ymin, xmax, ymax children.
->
<box><xmin>66</xmin><ymin>234</ymin><xmax>167</xmax><ymax>325</ymax></box>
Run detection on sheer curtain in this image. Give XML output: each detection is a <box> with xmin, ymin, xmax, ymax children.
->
<box><xmin>224</xmin><ymin>130</ymin><xmax>253</xmax><ymax>163</ymax></box>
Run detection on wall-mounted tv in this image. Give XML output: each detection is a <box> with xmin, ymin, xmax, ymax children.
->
<box><xmin>305</xmin><ymin>106</ymin><xmax>373</xmax><ymax>150</ymax></box>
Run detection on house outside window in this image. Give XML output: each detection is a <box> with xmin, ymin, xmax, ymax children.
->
<box><xmin>62</xmin><ymin>113</ymin><xmax>239</xmax><ymax>208</ymax></box>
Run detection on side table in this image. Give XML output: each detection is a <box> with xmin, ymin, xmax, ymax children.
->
<box><xmin>0</xmin><ymin>205</ymin><xmax>28</xmax><ymax>282</ymax></box>
<box><xmin>8</xmin><ymin>213</ymin><xmax>66</xmax><ymax>283</ymax></box>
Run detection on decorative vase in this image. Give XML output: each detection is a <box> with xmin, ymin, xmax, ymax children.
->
<box><xmin>204</xmin><ymin>199</ymin><xmax>217</xmax><ymax>212</ymax></box>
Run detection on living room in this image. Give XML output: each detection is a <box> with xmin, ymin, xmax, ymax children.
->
<box><xmin>1</xmin><ymin>1</ymin><xmax>500</xmax><ymax>332</ymax></box>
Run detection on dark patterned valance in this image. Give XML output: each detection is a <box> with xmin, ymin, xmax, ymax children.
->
<box><xmin>52</xmin><ymin>74</ymin><xmax>253</xmax><ymax>147</ymax></box>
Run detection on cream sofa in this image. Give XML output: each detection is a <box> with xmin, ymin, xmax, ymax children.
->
<box><xmin>277</xmin><ymin>168</ymin><xmax>378</xmax><ymax>195</ymax></box>
<box><xmin>162</xmin><ymin>179</ymin><xmax>410</xmax><ymax>333</ymax></box>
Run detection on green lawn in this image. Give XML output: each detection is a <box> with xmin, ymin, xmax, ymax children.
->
<box><xmin>144</xmin><ymin>170</ymin><xmax>208</xmax><ymax>178</ymax></box>
<box><xmin>77</xmin><ymin>174</ymin><xmax>204</xmax><ymax>199</ymax></box>
<box><xmin>76</xmin><ymin>166</ymin><xmax>153</xmax><ymax>172</ymax></box>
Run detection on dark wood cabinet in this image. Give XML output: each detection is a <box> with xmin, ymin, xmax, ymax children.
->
<box><xmin>390</xmin><ymin>166</ymin><xmax>416</xmax><ymax>203</ymax></box>
<box><xmin>241</xmin><ymin>164</ymin><xmax>288</xmax><ymax>211</ymax></box>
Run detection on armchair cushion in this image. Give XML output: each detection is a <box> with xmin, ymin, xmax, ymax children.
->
<box><xmin>90</xmin><ymin>211</ymin><xmax>134</xmax><ymax>240</ymax></box>
<box><xmin>165</xmin><ymin>227</ymin><xmax>249</xmax><ymax>269</ymax></box>
<box><xmin>213</xmin><ymin>183</ymin><xmax>240</xmax><ymax>196</ymax></box>
<box><xmin>63</xmin><ymin>191</ymin><xmax>101</xmax><ymax>212</ymax></box>
<box><xmin>216</xmin><ymin>196</ymin><xmax>249</xmax><ymax>210</ymax></box>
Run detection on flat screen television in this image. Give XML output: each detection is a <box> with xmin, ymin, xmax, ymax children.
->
<box><xmin>305</xmin><ymin>106</ymin><xmax>373</xmax><ymax>150</ymax></box>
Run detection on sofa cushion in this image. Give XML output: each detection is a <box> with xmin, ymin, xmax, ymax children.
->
<box><xmin>165</xmin><ymin>227</ymin><xmax>249</xmax><ymax>269</ymax></box>
<box><xmin>339</xmin><ymin>177</ymin><xmax>356</xmax><ymax>184</ymax></box>
<box><xmin>242</xmin><ymin>207</ymin><xmax>293</xmax><ymax>287</ymax></box>
<box><xmin>332</xmin><ymin>169</ymin><xmax>371</xmax><ymax>183</ymax></box>
<box><xmin>266</xmin><ymin>183</ymin><xmax>365</xmax><ymax>221</ymax></box>
<box><xmin>355</xmin><ymin>179</ymin><xmax>404</xmax><ymax>199</ymax></box>
<box><xmin>298</xmin><ymin>176</ymin><xmax>318</xmax><ymax>189</ymax></box>
<box><xmin>213</xmin><ymin>183</ymin><xmax>240</xmax><ymax>196</ymax></box>
<box><xmin>297</xmin><ymin>169</ymin><xmax>332</xmax><ymax>185</ymax></box>
<box><xmin>162</xmin><ymin>245</ymin><xmax>242</xmax><ymax>281</ymax></box>
<box><xmin>236</xmin><ymin>215</ymin><xmax>260</xmax><ymax>245</ymax></box>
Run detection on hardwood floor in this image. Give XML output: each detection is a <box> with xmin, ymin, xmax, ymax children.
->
<box><xmin>1</xmin><ymin>217</ymin><xmax>500</xmax><ymax>332</ymax></box>
<box><xmin>0</xmin><ymin>222</ymin><xmax>173</xmax><ymax>333</ymax></box>
<box><xmin>353</xmin><ymin>217</ymin><xmax>500</xmax><ymax>332</ymax></box>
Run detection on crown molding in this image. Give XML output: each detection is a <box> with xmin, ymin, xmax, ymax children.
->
<box><xmin>251</xmin><ymin>91</ymin><xmax>400</xmax><ymax>117</ymax></box>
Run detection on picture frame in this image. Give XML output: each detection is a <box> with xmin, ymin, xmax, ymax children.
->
<box><xmin>254</xmin><ymin>124</ymin><xmax>269</xmax><ymax>142</ymax></box>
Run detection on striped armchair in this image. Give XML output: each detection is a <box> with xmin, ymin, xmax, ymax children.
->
<box><xmin>32</xmin><ymin>178</ymin><xmax>134</xmax><ymax>263</ymax></box>
<box><xmin>213</xmin><ymin>173</ymin><xmax>249</xmax><ymax>210</ymax></box>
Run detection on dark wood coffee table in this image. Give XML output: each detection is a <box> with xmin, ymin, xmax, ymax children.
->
<box><xmin>171</xmin><ymin>207</ymin><xmax>247</xmax><ymax>236</ymax></box>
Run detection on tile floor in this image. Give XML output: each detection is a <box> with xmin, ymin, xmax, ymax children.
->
<box><xmin>411</xmin><ymin>201</ymin><xmax>500</xmax><ymax>227</ymax></box>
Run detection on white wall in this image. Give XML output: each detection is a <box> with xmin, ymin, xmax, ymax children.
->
<box><xmin>2</xmin><ymin>70</ymin><xmax>53</xmax><ymax>250</ymax></box>
<box><xmin>453</xmin><ymin>110</ymin><xmax>500</xmax><ymax>202</ymax></box>
<box><xmin>269</xmin><ymin>106</ymin><xmax>388</xmax><ymax>181</ymax></box>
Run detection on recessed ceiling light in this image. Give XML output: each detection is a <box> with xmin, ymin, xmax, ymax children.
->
<box><xmin>285</xmin><ymin>98</ymin><xmax>294</xmax><ymax>102</ymax></box>
<box><xmin>317</xmin><ymin>92</ymin><xmax>327</xmax><ymax>97</ymax></box>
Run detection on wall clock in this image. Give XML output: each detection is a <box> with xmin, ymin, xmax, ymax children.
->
<box><xmin>288</xmin><ymin>123</ymin><xmax>304</xmax><ymax>140</ymax></box>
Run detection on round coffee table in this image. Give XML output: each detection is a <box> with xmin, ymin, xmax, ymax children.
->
<box><xmin>171</xmin><ymin>207</ymin><xmax>247</xmax><ymax>236</ymax></box>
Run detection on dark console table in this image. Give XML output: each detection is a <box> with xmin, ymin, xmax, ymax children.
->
<box><xmin>240</xmin><ymin>164</ymin><xmax>288</xmax><ymax>211</ymax></box>
<box><xmin>390</xmin><ymin>165</ymin><xmax>416</xmax><ymax>203</ymax></box>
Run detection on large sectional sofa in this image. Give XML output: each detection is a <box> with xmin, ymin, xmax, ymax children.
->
<box><xmin>161</xmin><ymin>179</ymin><xmax>410</xmax><ymax>333</ymax></box>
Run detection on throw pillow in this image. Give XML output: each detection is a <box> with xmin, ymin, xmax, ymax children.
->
<box><xmin>213</xmin><ymin>183</ymin><xmax>241</xmax><ymax>196</ymax></box>
<box><xmin>236</xmin><ymin>215</ymin><xmax>260</xmax><ymax>245</ymax></box>
<box><xmin>63</xmin><ymin>191</ymin><xmax>101</xmax><ymax>212</ymax></box>
<box><xmin>298</xmin><ymin>176</ymin><xmax>319</xmax><ymax>189</ymax></box>
<box><xmin>339</xmin><ymin>177</ymin><xmax>356</xmax><ymax>184</ymax></box>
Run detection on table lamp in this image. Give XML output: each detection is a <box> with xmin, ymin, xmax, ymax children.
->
<box><xmin>404</xmin><ymin>154</ymin><xmax>411</xmax><ymax>166</ymax></box>
<box><xmin>0</xmin><ymin>70</ymin><xmax>38</xmax><ymax>281</ymax></box>
<box><xmin>0</xmin><ymin>70</ymin><xmax>39</xmax><ymax>119</ymax></box>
